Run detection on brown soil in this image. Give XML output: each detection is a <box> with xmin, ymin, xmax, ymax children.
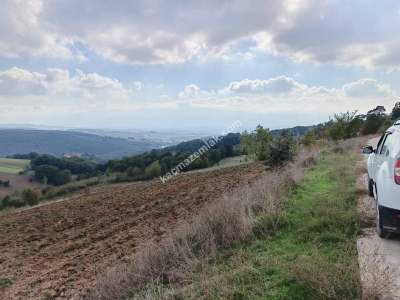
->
<box><xmin>0</xmin><ymin>163</ymin><xmax>265</xmax><ymax>300</ymax></box>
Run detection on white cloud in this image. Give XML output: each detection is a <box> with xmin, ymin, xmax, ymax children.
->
<box><xmin>2</xmin><ymin>0</ymin><xmax>399</xmax><ymax>68</ymax></box>
<box><xmin>0</xmin><ymin>67</ymin><xmax>129</xmax><ymax>99</ymax></box>
<box><xmin>0</xmin><ymin>66</ymin><xmax>397</xmax><ymax>128</ymax></box>
<box><xmin>178</xmin><ymin>84</ymin><xmax>210</xmax><ymax>99</ymax></box>
<box><xmin>343</xmin><ymin>79</ymin><xmax>392</xmax><ymax>98</ymax></box>
<box><xmin>222</xmin><ymin>76</ymin><xmax>305</xmax><ymax>95</ymax></box>
<box><xmin>0</xmin><ymin>67</ymin><xmax>47</xmax><ymax>96</ymax></box>
<box><xmin>176</xmin><ymin>76</ymin><xmax>396</xmax><ymax>118</ymax></box>
<box><xmin>0</xmin><ymin>0</ymin><xmax>72</xmax><ymax>59</ymax></box>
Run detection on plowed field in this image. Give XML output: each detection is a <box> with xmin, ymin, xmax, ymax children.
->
<box><xmin>0</xmin><ymin>163</ymin><xmax>265</xmax><ymax>299</ymax></box>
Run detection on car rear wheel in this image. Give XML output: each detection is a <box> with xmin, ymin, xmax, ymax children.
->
<box><xmin>376</xmin><ymin>202</ymin><xmax>390</xmax><ymax>239</ymax></box>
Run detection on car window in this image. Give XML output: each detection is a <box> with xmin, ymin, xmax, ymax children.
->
<box><xmin>376</xmin><ymin>133</ymin><xmax>386</xmax><ymax>150</ymax></box>
<box><xmin>379</xmin><ymin>133</ymin><xmax>392</xmax><ymax>155</ymax></box>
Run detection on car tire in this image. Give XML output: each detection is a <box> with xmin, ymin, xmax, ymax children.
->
<box><xmin>376</xmin><ymin>202</ymin><xmax>390</xmax><ymax>239</ymax></box>
<box><xmin>368</xmin><ymin>178</ymin><xmax>374</xmax><ymax>197</ymax></box>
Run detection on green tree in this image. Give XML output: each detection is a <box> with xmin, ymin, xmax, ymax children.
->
<box><xmin>362</xmin><ymin>113</ymin><xmax>386</xmax><ymax>135</ymax></box>
<box><xmin>327</xmin><ymin>111</ymin><xmax>361</xmax><ymax>141</ymax></box>
<box><xmin>144</xmin><ymin>160</ymin><xmax>161</xmax><ymax>179</ymax></box>
<box><xmin>241</xmin><ymin>126</ymin><xmax>273</xmax><ymax>161</ymax></box>
<box><xmin>391</xmin><ymin>101</ymin><xmax>400</xmax><ymax>120</ymax></box>
<box><xmin>269</xmin><ymin>130</ymin><xmax>296</xmax><ymax>166</ymax></box>
<box><xmin>34</xmin><ymin>165</ymin><xmax>59</xmax><ymax>184</ymax></box>
<box><xmin>54</xmin><ymin>169</ymin><xmax>72</xmax><ymax>186</ymax></box>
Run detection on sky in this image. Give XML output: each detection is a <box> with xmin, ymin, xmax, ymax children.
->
<box><xmin>1</xmin><ymin>0</ymin><xmax>400</xmax><ymax>132</ymax></box>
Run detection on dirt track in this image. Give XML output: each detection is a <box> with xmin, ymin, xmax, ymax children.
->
<box><xmin>0</xmin><ymin>163</ymin><xmax>265</xmax><ymax>299</ymax></box>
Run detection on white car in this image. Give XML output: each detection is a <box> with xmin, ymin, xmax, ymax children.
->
<box><xmin>364</xmin><ymin>122</ymin><xmax>400</xmax><ymax>238</ymax></box>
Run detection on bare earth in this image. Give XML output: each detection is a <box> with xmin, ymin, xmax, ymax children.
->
<box><xmin>357</xmin><ymin>137</ymin><xmax>400</xmax><ymax>299</ymax></box>
<box><xmin>0</xmin><ymin>163</ymin><xmax>265</xmax><ymax>299</ymax></box>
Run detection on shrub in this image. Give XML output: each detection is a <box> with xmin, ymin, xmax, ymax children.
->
<box><xmin>127</xmin><ymin>166</ymin><xmax>142</xmax><ymax>177</ymax></box>
<box><xmin>144</xmin><ymin>161</ymin><xmax>161</xmax><ymax>179</ymax></box>
<box><xmin>302</xmin><ymin>132</ymin><xmax>316</xmax><ymax>147</ymax></box>
<box><xmin>327</xmin><ymin>111</ymin><xmax>362</xmax><ymax>141</ymax></box>
<box><xmin>21</xmin><ymin>188</ymin><xmax>40</xmax><ymax>206</ymax></box>
<box><xmin>269</xmin><ymin>129</ymin><xmax>297</xmax><ymax>166</ymax></box>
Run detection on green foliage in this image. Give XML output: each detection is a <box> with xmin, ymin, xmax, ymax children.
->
<box><xmin>391</xmin><ymin>101</ymin><xmax>400</xmax><ymax>120</ymax></box>
<box><xmin>269</xmin><ymin>129</ymin><xmax>296</xmax><ymax>166</ymax></box>
<box><xmin>21</xmin><ymin>188</ymin><xmax>40</xmax><ymax>206</ymax></box>
<box><xmin>0</xmin><ymin>188</ymin><xmax>41</xmax><ymax>210</ymax></box>
<box><xmin>241</xmin><ymin>126</ymin><xmax>296</xmax><ymax>166</ymax></box>
<box><xmin>145</xmin><ymin>160</ymin><xmax>162</xmax><ymax>179</ymax></box>
<box><xmin>302</xmin><ymin>132</ymin><xmax>316</xmax><ymax>147</ymax></box>
<box><xmin>127</xmin><ymin>166</ymin><xmax>142</xmax><ymax>177</ymax></box>
<box><xmin>34</xmin><ymin>164</ymin><xmax>72</xmax><ymax>186</ymax></box>
<box><xmin>327</xmin><ymin>111</ymin><xmax>362</xmax><ymax>141</ymax></box>
<box><xmin>241</xmin><ymin>125</ymin><xmax>272</xmax><ymax>161</ymax></box>
<box><xmin>54</xmin><ymin>169</ymin><xmax>72</xmax><ymax>186</ymax></box>
<box><xmin>0</xmin><ymin>277</ymin><xmax>12</xmax><ymax>289</ymax></box>
<box><xmin>102</xmin><ymin>133</ymin><xmax>241</xmax><ymax>182</ymax></box>
<box><xmin>362</xmin><ymin>113</ymin><xmax>386</xmax><ymax>135</ymax></box>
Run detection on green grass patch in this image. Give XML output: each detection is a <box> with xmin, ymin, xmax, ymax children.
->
<box><xmin>0</xmin><ymin>277</ymin><xmax>12</xmax><ymax>289</ymax></box>
<box><xmin>0</xmin><ymin>158</ymin><xmax>30</xmax><ymax>174</ymax></box>
<box><xmin>179</xmin><ymin>149</ymin><xmax>361</xmax><ymax>299</ymax></box>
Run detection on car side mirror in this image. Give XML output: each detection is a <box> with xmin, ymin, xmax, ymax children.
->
<box><xmin>362</xmin><ymin>146</ymin><xmax>374</xmax><ymax>154</ymax></box>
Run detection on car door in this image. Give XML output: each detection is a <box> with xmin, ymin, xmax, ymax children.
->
<box><xmin>371</xmin><ymin>133</ymin><xmax>387</xmax><ymax>182</ymax></box>
<box><xmin>374</xmin><ymin>132</ymin><xmax>391</xmax><ymax>185</ymax></box>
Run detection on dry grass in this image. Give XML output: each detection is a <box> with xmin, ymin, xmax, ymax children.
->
<box><xmin>359</xmin><ymin>245</ymin><xmax>396</xmax><ymax>299</ymax></box>
<box><xmin>85</xmin><ymin>146</ymin><xmax>320</xmax><ymax>300</ymax></box>
<box><xmin>293</xmin><ymin>249</ymin><xmax>361</xmax><ymax>300</ymax></box>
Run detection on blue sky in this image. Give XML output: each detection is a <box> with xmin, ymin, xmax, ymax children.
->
<box><xmin>0</xmin><ymin>0</ymin><xmax>399</xmax><ymax>132</ymax></box>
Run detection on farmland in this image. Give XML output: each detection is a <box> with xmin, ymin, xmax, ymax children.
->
<box><xmin>0</xmin><ymin>158</ymin><xmax>30</xmax><ymax>174</ymax></box>
<box><xmin>0</xmin><ymin>162</ymin><xmax>265</xmax><ymax>299</ymax></box>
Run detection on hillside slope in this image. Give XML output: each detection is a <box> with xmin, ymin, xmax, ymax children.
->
<box><xmin>0</xmin><ymin>162</ymin><xmax>265</xmax><ymax>299</ymax></box>
<box><xmin>0</xmin><ymin>129</ymin><xmax>161</xmax><ymax>159</ymax></box>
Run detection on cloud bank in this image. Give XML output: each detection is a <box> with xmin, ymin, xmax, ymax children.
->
<box><xmin>1</xmin><ymin>0</ymin><xmax>400</xmax><ymax>68</ymax></box>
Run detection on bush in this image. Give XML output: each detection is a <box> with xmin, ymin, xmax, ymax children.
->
<box><xmin>0</xmin><ymin>195</ymin><xmax>26</xmax><ymax>209</ymax></box>
<box><xmin>21</xmin><ymin>189</ymin><xmax>40</xmax><ymax>206</ymax></box>
<box><xmin>144</xmin><ymin>161</ymin><xmax>161</xmax><ymax>179</ymax></box>
<box><xmin>302</xmin><ymin>132</ymin><xmax>316</xmax><ymax>147</ymax></box>
<box><xmin>269</xmin><ymin>130</ymin><xmax>297</xmax><ymax>166</ymax></box>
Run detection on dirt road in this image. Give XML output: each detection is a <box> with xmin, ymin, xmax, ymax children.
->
<box><xmin>357</xmin><ymin>137</ymin><xmax>400</xmax><ymax>299</ymax></box>
<box><xmin>0</xmin><ymin>163</ymin><xmax>265</xmax><ymax>299</ymax></box>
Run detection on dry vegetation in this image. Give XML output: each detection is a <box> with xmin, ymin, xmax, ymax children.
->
<box><xmin>86</xmin><ymin>146</ymin><xmax>321</xmax><ymax>300</ymax></box>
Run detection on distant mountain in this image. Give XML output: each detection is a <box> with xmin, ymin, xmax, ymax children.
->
<box><xmin>0</xmin><ymin>129</ymin><xmax>162</xmax><ymax>159</ymax></box>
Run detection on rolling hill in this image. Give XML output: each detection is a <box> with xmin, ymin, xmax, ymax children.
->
<box><xmin>0</xmin><ymin>129</ymin><xmax>162</xmax><ymax>159</ymax></box>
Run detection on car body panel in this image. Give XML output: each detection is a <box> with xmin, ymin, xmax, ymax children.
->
<box><xmin>367</xmin><ymin>128</ymin><xmax>400</xmax><ymax>212</ymax></box>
